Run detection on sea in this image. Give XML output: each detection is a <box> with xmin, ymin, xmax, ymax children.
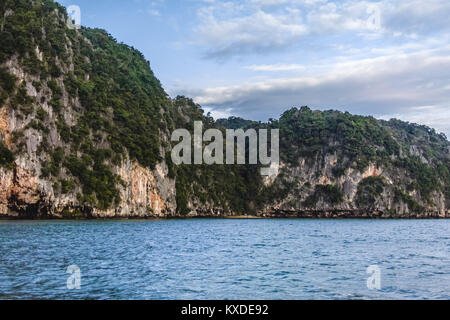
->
<box><xmin>0</xmin><ymin>218</ymin><xmax>448</xmax><ymax>299</ymax></box>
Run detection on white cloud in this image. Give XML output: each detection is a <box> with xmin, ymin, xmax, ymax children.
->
<box><xmin>196</xmin><ymin>3</ymin><xmax>307</xmax><ymax>58</ymax></box>
<box><xmin>251</xmin><ymin>0</ymin><xmax>327</xmax><ymax>6</ymax></box>
<box><xmin>193</xmin><ymin>0</ymin><xmax>450</xmax><ymax>58</ymax></box>
<box><xmin>203</xmin><ymin>106</ymin><xmax>234</xmax><ymax>119</ymax></box>
<box><xmin>148</xmin><ymin>9</ymin><xmax>160</xmax><ymax>16</ymax></box>
<box><xmin>244</xmin><ymin>64</ymin><xmax>305</xmax><ymax>71</ymax></box>
<box><xmin>188</xmin><ymin>45</ymin><xmax>450</xmax><ymax>135</ymax></box>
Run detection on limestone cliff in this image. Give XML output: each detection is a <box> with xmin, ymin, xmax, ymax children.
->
<box><xmin>258</xmin><ymin>157</ymin><xmax>449</xmax><ymax>219</ymax></box>
<box><xmin>244</xmin><ymin>107</ymin><xmax>450</xmax><ymax>218</ymax></box>
<box><xmin>0</xmin><ymin>1</ymin><xmax>177</xmax><ymax>218</ymax></box>
<box><xmin>0</xmin><ymin>97</ymin><xmax>176</xmax><ymax>218</ymax></box>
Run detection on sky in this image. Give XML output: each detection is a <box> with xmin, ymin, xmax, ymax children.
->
<box><xmin>58</xmin><ymin>0</ymin><xmax>450</xmax><ymax>136</ymax></box>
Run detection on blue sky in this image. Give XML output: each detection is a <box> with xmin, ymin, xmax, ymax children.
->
<box><xmin>59</xmin><ymin>0</ymin><xmax>450</xmax><ymax>136</ymax></box>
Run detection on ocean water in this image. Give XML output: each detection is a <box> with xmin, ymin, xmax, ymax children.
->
<box><xmin>0</xmin><ymin>218</ymin><xmax>448</xmax><ymax>300</ymax></box>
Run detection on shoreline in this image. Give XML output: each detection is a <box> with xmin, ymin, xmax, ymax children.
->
<box><xmin>1</xmin><ymin>214</ymin><xmax>449</xmax><ymax>221</ymax></box>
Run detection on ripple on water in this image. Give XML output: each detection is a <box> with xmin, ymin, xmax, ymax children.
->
<box><xmin>0</xmin><ymin>219</ymin><xmax>449</xmax><ymax>299</ymax></box>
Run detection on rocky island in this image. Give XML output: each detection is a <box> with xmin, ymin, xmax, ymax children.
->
<box><xmin>1</xmin><ymin>0</ymin><xmax>449</xmax><ymax>219</ymax></box>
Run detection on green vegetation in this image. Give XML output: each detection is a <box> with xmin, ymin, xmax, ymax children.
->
<box><xmin>64</xmin><ymin>153</ymin><xmax>122</xmax><ymax>210</ymax></box>
<box><xmin>356</xmin><ymin>176</ymin><xmax>386</xmax><ymax>208</ymax></box>
<box><xmin>303</xmin><ymin>184</ymin><xmax>344</xmax><ymax>207</ymax></box>
<box><xmin>0</xmin><ymin>67</ymin><xmax>16</xmax><ymax>106</ymax></box>
<box><xmin>394</xmin><ymin>188</ymin><xmax>425</xmax><ymax>214</ymax></box>
<box><xmin>167</xmin><ymin>97</ymin><xmax>263</xmax><ymax>215</ymax></box>
<box><xmin>268</xmin><ymin>107</ymin><xmax>449</xmax><ymax>209</ymax></box>
<box><xmin>12</xmin><ymin>82</ymin><xmax>34</xmax><ymax>115</ymax></box>
<box><xmin>0</xmin><ymin>142</ymin><xmax>14</xmax><ymax>169</ymax></box>
<box><xmin>274</xmin><ymin>106</ymin><xmax>400</xmax><ymax>170</ymax></box>
<box><xmin>0</xmin><ymin>0</ymin><xmax>166</xmax><ymax>209</ymax></box>
<box><xmin>68</xmin><ymin>27</ymin><xmax>166</xmax><ymax>169</ymax></box>
<box><xmin>36</xmin><ymin>107</ymin><xmax>47</xmax><ymax>121</ymax></box>
<box><xmin>216</xmin><ymin>116</ymin><xmax>262</xmax><ymax>130</ymax></box>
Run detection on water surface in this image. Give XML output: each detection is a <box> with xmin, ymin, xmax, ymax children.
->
<box><xmin>0</xmin><ymin>219</ymin><xmax>449</xmax><ymax>299</ymax></box>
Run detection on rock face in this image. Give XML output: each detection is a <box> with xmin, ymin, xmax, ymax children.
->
<box><xmin>0</xmin><ymin>158</ymin><xmax>177</xmax><ymax>219</ymax></box>
<box><xmin>0</xmin><ymin>40</ymin><xmax>176</xmax><ymax>218</ymax></box>
<box><xmin>257</xmin><ymin>157</ymin><xmax>450</xmax><ymax>219</ymax></box>
<box><xmin>0</xmin><ymin>137</ymin><xmax>177</xmax><ymax>219</ymax></box>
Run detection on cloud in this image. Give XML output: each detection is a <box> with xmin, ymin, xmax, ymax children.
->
<box><xmin>203</xmin><ymin>106</ymin><xmax>234</xmax><ymax>119</ymax></box>
<box><xmin>187</xmin><ymin>45</ymin><xmax>450</xmax><ymax>135</ymax></box>
<box><xmin>193</xmin><ymin>0</ymin><xmax>370</xmax><ymax>58</ymax></box>
<box><xmin>169</xmin><ymin>0</ymin><xmax>450</xmax><ymax>136</ymax></box>
<box><xmin>381</xmin><ymin>0</ymin><xmax>450</xmax><ymax>37</ymax></box>
<box><xmin>148</xmin><ymin>9</ymin><xmax>160</xmax><ymax>16</ymax></box>
<box><xmin>244</xmin><ymin>64</ymin><xmax>305</xmax><ymax>71</ymax></box>
<box><xmin>147</xmin><ymin>0</ymin><xmax>164</xmax><ymax>17</ymax></box>
<box><xmin>193</xmin><ymin>0</ymin><xmax>450</xmax><ymax>59</ymax></box>
<box><xmin>250</xmin><ymin>0</ymin><xmax>328</xmax><ymax>7</ymax></box>
<box><xmin>196</xmin><ymin>3</ymin><xmax>307</xmax><ymax>59</ymax></box>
